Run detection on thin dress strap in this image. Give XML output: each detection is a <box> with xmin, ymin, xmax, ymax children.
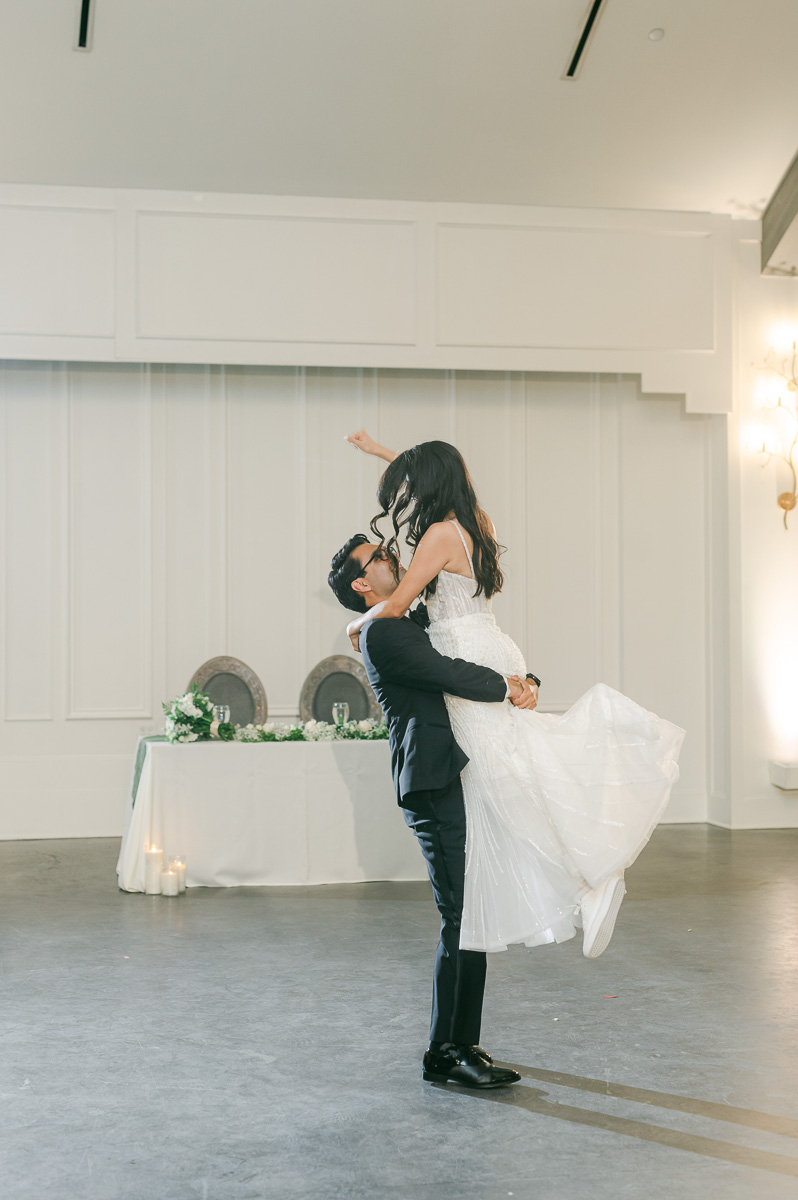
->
<box><xmin>449</xmin><ymin>519</ymin><xmax>475</xmax><ymax>580</ymax></box>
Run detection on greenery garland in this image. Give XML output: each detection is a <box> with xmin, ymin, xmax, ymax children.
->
<box><xmin>162</xmin><ymin>686</ymin><xmax>387</xmax><ymax>744</ymax></box>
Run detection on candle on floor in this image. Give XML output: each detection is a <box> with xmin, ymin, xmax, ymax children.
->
<box><xmin>160</xmin><ymin>869</ymin><xmax>179</xmax><ymax>897</ymax></box>
<box><xmin>169</xmin><ymin>857</ymin><xmax>187</xmax><ymax>893</ymax></box>
<box><xmin>145</xmin><ymin>846</ymin><xmax>163</xmax><ymax>894</ymax></box>
<box><xmin>159</xmin><ymin>868</ymin><xmax>177</xmax><ymax>897</ymax></box>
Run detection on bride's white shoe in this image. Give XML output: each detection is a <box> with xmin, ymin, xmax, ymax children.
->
<box><xmin>581</xmin><ymin>872</ymin><xmax>626</xmax><ymax>959</ymax></box>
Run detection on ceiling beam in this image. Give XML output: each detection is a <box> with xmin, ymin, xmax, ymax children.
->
<box><xmin>762</xmin><ymin>148</ymin><xmax>798</xmax><ymax>272</ymax></box>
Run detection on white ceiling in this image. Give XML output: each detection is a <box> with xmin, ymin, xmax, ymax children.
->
<box><xmin>2</xmin><ymin>0</ymin><xmax>797</xmax><ymax>215</ymax></box>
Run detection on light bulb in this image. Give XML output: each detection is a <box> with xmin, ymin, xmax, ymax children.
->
<box><xmin>769</xmin><ymin>323</ymin><xmax>798</xmax><ymax>357</ymax></box>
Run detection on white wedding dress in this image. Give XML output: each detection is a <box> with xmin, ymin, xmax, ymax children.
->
<box><xmin>426</xmin><ymin>521</ymin><xmax>686</xmax><ymax>953</ymax></box>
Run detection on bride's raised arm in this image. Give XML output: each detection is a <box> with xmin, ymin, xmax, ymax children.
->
<box><xmin>344</xmin><ymin>429</ymin><xmax>397</xmax><ymax>463</ymax></box>
<box><xmin>346</xmin><ymin>523</ymin><xmax>454</xmax><ymax>646</ymax></box>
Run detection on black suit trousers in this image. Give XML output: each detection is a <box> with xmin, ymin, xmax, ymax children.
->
<box><xmin>402</xmin><ymin>777</ymin><xmax>486</xmax><ymax>1046</ymax></box>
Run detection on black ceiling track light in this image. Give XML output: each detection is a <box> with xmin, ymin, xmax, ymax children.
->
<box><xmin>564</xmin><ymin>0</ymin><xmax>608</xmax><ymax>80</ymax></box>
<box><xmin>76</xmin><ymin>0</ymin><xmax>94</xmax><ymax>51</ymax></box>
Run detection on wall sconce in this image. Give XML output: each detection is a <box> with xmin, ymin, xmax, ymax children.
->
<box><xmin>768</xmin><ymin>761</ymin><xmax>798</xmax><ymax>791</ymax></box>
<box><xmin>753</xmin><ymin>340</ymin><xmax>798</xmax><ymax>528</ymax></box>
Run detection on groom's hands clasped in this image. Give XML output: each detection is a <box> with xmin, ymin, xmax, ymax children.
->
<box><xmin>507</xmin><ymin>676</ymin><xmax>538</xmax><ymax>710</ymax></box>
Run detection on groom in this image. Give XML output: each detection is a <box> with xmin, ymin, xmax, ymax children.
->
<box><xmin>328</xmin><ymin>535</ymin><xmax>539</xmax><ymax>1089</ymax></box>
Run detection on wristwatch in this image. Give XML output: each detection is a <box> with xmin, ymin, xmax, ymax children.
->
<box><xmin>526</xmin><ymin>673</ymin><xmax>541</xmax><ymax>687</ymax></box>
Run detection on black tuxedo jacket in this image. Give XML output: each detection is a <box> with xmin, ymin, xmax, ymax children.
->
<box><xmin>359</xmin><ymin>614</ymin><xmax>507</xmax><ymax>806</ymax></box>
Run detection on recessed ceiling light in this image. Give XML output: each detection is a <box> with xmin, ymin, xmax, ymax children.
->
<box><xmin>649</xmin><ymin>28</ymin><xmax>665</xmax><ymax>41</ymax></box>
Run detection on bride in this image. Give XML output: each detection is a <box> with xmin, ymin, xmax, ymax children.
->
<box><xmin>344</xmin><ymin>430</ymin><xmax>686</xmax><ymax>958</ymax></box>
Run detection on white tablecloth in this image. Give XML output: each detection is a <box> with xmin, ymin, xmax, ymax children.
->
<box><xmin>116</xmin><ymin>740</ymin><xmax>427</xmax><ymax>890</ymax></box>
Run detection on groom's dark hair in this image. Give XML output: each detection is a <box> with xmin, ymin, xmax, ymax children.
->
<box><xmin>328</xmin><ymin>534</ymin><xmax>370</xmax><ymax>613</ymax></box>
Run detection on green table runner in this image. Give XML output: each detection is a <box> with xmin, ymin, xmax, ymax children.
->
<box><xmin>131</xmin><ymin>735</ymin><xmax>169</xmax><ymax>807</ymax></box>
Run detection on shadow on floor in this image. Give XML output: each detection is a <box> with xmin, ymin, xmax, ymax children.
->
<box><xmin>437</xmin><ymin>1064</ymin><xmax>798</xmax><ymax>1178</ymax></box>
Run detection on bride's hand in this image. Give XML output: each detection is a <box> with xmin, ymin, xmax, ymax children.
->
<box><xmin>343</xmin><ymin>430</ymin><xmax>397</xmax><ymax>463</ymax></box>
<box><xmin>347</xmin><ymin>602</ymin><xmax>385</xmax><ymax>652</ymax></box>
<box><xmin>510</xmin><ymin>678</ymin><xmax>538</xmax><ymax>710</ymax></box>
<box><xmin>344</xmin><ymin>429</ymin><xmax>379</xmax><ymax>456</ymax></box>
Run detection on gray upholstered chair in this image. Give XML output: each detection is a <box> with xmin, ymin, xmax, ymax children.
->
<box><xmin>188</xmin><ymin>657</ymin><xmax>268</xmax><ymax>726</ymax></box>
<box><xmin>298</xmin><ymin>655</ymin><xmax>382</xmax><ymax>724</ymax></box>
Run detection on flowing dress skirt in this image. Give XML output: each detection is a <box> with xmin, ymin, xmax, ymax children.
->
<box><xmin>427</xmin><ymin>612</ymin><xmax>686</xmax><ymax>952</ymax></box>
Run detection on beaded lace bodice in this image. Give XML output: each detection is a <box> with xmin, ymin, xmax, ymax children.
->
<box><xmin>426</xmin><ymin>520</ymin><xmax>491</xmax><ymax>624</ymax></box>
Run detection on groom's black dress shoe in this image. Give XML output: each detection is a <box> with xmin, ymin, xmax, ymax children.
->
<box><xmin>422</xmin><ymin>1045</ymin><xmax>520</xmax><ymax>1088</ymax></box>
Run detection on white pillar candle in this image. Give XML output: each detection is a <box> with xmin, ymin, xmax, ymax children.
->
<box><xmin>168</xmin><ymin>858</ymin><xmax>187</xmax><ymax>893</ymax></box>
<box><xmin>145</xmin><ymin>846</ymin><xmax>163</xmax><ymax>895</ymax></box>
<box><xmin>160</xmin><ymin>869</ymin><xmax>179</xmax><ymax>897</ymax></box>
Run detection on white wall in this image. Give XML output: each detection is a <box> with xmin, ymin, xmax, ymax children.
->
<box><xmin>0</xmin><ymin>184</ymin><xmax>732</xmax><ymax>413</ymax></box>
<box><xmin>0</xmin><ymin>362</ymin><xmax>715</xmax><ymax>839</ymax></box>
<box><xmin>9</xmin><ymin>184</ymin><xmax>791</xmax><ymax>836</ymax></box>
<box><xmin>725</xmin><ymin>230</ymin><xmax>798</xmax><ymax>828</ymax></box>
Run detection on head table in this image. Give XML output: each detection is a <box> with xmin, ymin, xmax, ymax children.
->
<box><xmin>116</xmin><ymin>738</ymin><xmax>427</xmax><ymax>891</ymax></box>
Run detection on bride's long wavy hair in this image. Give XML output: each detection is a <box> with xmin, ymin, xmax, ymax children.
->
<box><xmin>369</xmin><ymin>440</ymin><xmax>504</xmax><ymax>599</ymax></box>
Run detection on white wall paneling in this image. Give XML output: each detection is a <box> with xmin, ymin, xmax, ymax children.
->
<box><xmin>0</xmin><ymin>192</ymin><xmax>115</xmax><ymax>360</ymax></box>
<box><xmin>0</xmin><ymin>184</ymin><xmax>732</xmax><ymax>414</ymax></box>
<box><xmin>67</xmin><ymin>365</ymin><xmax>153</xmax><ymax>719</ymax></box>
<box><xmin>0</xmin><ymin>188</ymin><xmax>791</xmax><ymax>838</ymax></box>
<box><xmin>616</xmin><ymin>380</ymin><xmax>711</xmax><ymax>823</ymax></box>
<box><xmin>596</xmin><ymin>377</ymin><xmax>622</xmax><ymax>694</ymax></box>
<box><xmin>704</xmin><ymin>414</ymin><xmax>732</xmax><ymax>829</ymax></box>
<box><xmin>3</xmin><ymin>364</ymin><xmax>61</xmax><ymax>721</ymax></box>
<box><xmin>447</xmin><ymin>371</ymin><xmax>526</xmax><ymax>652</ymax></box>
<box><xmin>0</xmin><ymin>361</ymin><xmax>716</xmax><ymax>838</ymax></box>
<box><xmin>135</xmin><ymin>213</ymin><xmax>417</xmax><ymax>345</ymax></box>
<box><xmin>436</xmin><ymin>225</ymin><xmax>714</xmax><ymax>350</ymax></box>
<box><xmin>162</xmin><ymin>366</ymin><xmax>217</xmax><ymax>694</ymax></box>
<box><xmin>225</xmin><ymin>366</ymin><xmax>308</xmax><ymax>716</ymax></box>
<box><xmin>522</xmin><ymin>374</ymin><xmax>606</xmax><ymax>709</ymax></box>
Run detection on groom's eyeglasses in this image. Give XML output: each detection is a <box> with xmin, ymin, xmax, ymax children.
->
<box><xmin>358</xmin><ymin>545</ymin><xmax>399</xmax><ymax>577</ymax></box>
<box><xmin>360</xmin><ymin>546</ymin><xmax>390</xmax><ymax>573</ymax></box>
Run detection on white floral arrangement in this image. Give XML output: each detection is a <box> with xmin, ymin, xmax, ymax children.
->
<box><xmin>162</xmin><ymin>686</ymin><xmax>236</xmax><ymax>743</ymax></box>
<box><xmin>162</xmin><ymin>687</ymin><xmax>387</xmax><ymax>744</ymax></box>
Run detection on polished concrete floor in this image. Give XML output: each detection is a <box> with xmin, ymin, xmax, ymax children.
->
<box><xmin>1</xmin><ymin>825</ymin><xmax>798</xmax><ymax>1200</ymax></box>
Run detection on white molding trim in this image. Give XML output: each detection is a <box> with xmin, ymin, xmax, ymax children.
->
<box><xmin>3</xmin><ymin>709</ymin><xmax>57</xmax><ymax>726</ymax></box>
<box><xmin>0</xmin><ymin>202</ymin><xmax>115</xmax><ymax>339</ymax></box>
<box><xmin>66</xmin><ymin>708</ymin><xmax>154</xmax><ymax>721</ymax></box>
<box><xmin>132</xmin><ymin>210</ymin><xmax>418</xmax><ymax>347</ymax></box>
<box><xmin>0</xmin><ymin>184</ymin><xmax>734</xmax><ymax>414</ymax></box>
<box><xmin>435</xmin><ymin>222</ymin><xmax>714</xmax><ymax>351</ymax></box>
